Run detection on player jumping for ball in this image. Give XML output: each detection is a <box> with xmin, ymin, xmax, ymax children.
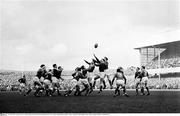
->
<box><xmin>93</xmin><ymin>54</ymin><xmax>109</xmax><ymax>93</ymax></box>
<box><xmin>112</xmin><ymin>67</ymin><xmax>129</xmax><ymax>97</ymax></box>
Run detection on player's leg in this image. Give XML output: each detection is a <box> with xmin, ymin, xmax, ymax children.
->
<box><xmin>87</xmin><ymin>73</ymin><xmax>94</xmax><ymax>94</ymax></box>
<box><xmin>93</xmin><ymin>75</ymin><xmax>100</xmax><ymax>88</ymax></box>
<box><xmin>79</xmin><ymin>79</ymin><xmax>89</xmax><ymax>96</ymax></box>
<box><xmin>56</xmin><ymin>83</ymin><xmax>61</xmax><ymax>96</ymax></box>
<box><xmin>74</xmin><ymin>85</ymin><xmax>80</xmax><ymax>96</ymax></box>
<box><xmin>98</xmin><ymin>78</ymin><xmax>104</xmax><ymax>93</ymax></box>
<box><xmin>103</xmin><ymin>79</ymin><xmax>106</xmax><ymax>89</ymax></box>
<box><xmin>107</xmin><ymin>75</ymin><xmax>113</xmax><ymax>89</ymax></box>
<box><xmin>122</xmin><ymin>85</ymin><xmax>129</xmax><ymax>97</ymax></box>
<box><xmin>140</xmin><ymin>78</ymin><xmax>145</xmax><ymax>95</ymax></box>
<box><xmin>65</xmin><ymin>79</ymin><xmax>77</xmax><ymax>96</ymax></box>
<box><xmin>114</xmin><ymin>85</ymin><xmax>120</xmax><ymax>97</ymax></box>
<box><xmin>135</xmin><ymin>80</ymin><xmax>140</xmax><ymax>95</ymax></box>
<box><xmin>145</xmin><ymin>81</ymin><xmax>150</xmax><ymax>96</ymax></box>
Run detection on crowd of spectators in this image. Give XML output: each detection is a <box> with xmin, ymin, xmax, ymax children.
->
<box><xmin>146</xmin><ymin>57</ymin><xmax>180</xmax><ymax>69</ymax></box>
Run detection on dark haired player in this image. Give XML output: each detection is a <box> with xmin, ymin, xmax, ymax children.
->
<box><xmin>112</xmin><ymin>67</ymin><xmax>129</xmax><ymax>97</ymax></box>
<box><xmin>93</xmin><ymin>54</ymin><xmax>108</xmax><ymax>93</ymax></box>
<box><xmin>140</xmin><ymin>66</ymin><xmax>150</xmax><ymax>96</ymax></box>
<box><xmin>134</xmin><ymin>67</ymin><xmax>142</xmax><ymax>95</ymax></box>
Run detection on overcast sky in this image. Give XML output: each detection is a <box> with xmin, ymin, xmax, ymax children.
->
<box><xmin>0</xmin><ymin>0</ymin><xmax>180</xmax><ymax>71</ymax></box>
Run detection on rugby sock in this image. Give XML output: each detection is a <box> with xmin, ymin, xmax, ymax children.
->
<box><xmin>123</xmin><ymin>87</ymin><xmax>126</xmax><ymax>94</ymax></box>
<box><xmin>117</xmin><ymin>90</ymin><xmax>120</xmax><ymax>95</ymax></box>
<box><xmin>114</xmin><ymin>88</ymin><xmax>118</xmax><ymax>95</ymax></box>
<box><xmin>136</xmin><ymin>88</ymin><xmax>138</xmax><ymax>95</ymax></box>
<box><xmin>26</xmin><ymin>89</ymin><xmax>32</xmax><ymax>95</ymax></box>
<box><xmin>141</xmin><ymin>88</ymin><xmax>145</xmax><ymax>95</ymax></box>
<box><xmin>146</xmin><ymin>87</ymin><xmax>150</xmax><ymax>94</ymax></box>
<box><xmin>100</xmin><ymin>86</ymin><xmax>103</xmax><ymax>92</ymax></box>
<box><xmin>103</xmin><ymin>80</ymin><xmax>106</xmax><ymax>89</ymax></box>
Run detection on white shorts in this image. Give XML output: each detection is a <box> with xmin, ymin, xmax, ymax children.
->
<box><xmin>87</xmin><ymin>72</ymin><xmax>94</xmax><ymax>83</ymax></box>
<box><xmin>135</xmin><ymin>78</ymin><xmax>141</xmax><ymax>85</ymax></box>
<box><xmin>52</xmin><ymin>76</ymin><xmax>59</xmax><ymax>83</ymax></box>
<box><xmin>44</xmin><ymin>79</ymin><xmax>51</xmax><ymax>86</ymax></box>
<box><xmin>99</xmin><ymin>72</ymin><xmax>106</xmax><ymax>79</ymax></box>
<box><xmin>39</xmin><ymin>77</ymin><xmax>44</xmax><ymax>83</ymax></box>
<box><xmin>33</xmin><ymin>76</ymin><xmax>40</xmax><ymax>83</ymax></box>
<box><xmin>141</xmin><ymin>77</ymin><xmax>148</xmax><ymax>84</ymax></box>
<box><xmin>20</xmin><ymin>83</ymin><xmax>26</xmax><ymax>88</ymax></box>
<box><xmin>79</xmin><ymin>78</ymin><xmax>89</xmax><ymax>85</ymax></box>
<box><xmin>116</xmin><ymin>80</ymin><xmax>125</xmax><ymax>87</ymax></box>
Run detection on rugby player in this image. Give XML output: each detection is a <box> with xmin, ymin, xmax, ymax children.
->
<box><xmin>134</xmin><ymin>67</ymin><xmax>141</xmax><ymax>95</ymax></box>
<box><xmin>33</xmin><ymin>64</ymin><xmax>47</xmax><ymax>97</ymax></box>
<box><xmin>93</xmin><ymin>54</ymin><xmax>108</xmax><ymax>93</ymax></box>
<box><xmin>140</xmin><ymin>66</ymin><xmax>150</xmax><ymax>96</ymax></box>
<box><xmin>78</xmin><ymin>65</ymin><xmax>90</xmax><ymax>96</ymax></box>
<box><xmin>43</xmin><ymin>69</ymin><xmax>53</xmax><ymax>96</ymax></box>
<box><xmin>52</xmin><ymin>64</ymin><xmax>62</xmax><ymax>96</ymax></box>
<box><xmin>112</xmin><ymin>67</ymin><xmax>129</xmax><ymax>97</ymax></box>
<box><xmin>64</xmin><ymin>67</ymin><xmax>81</xmax><ymax>96</ymax></box>
<box><xmin>84</xmin><ymin>59</ymin><xmax>95</xmax><ymax>94</ymax></box>
<box><xmin>18</xmin><ymin>75</ymin><xmax>27</xmax><ymax>95</ymax></box>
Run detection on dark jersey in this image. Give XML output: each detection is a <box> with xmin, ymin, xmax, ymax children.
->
<box><xmin>135</xmin><ymin>71</ymin><xmax>141</xmax><ymax>79</ymax></box>
<box><xmin>36</xmin><ymin>68</ymin><xmax>43</xmax><ymax>79</ymax></box>
<box><xmin>140</xmin><ymin>70</ymin><xmax>149</xmax><ymax>77</ymax></box>
<box><xmin>96</xmin><ymin>62</ymin><xmax>107</xmax><ymax>72</ymax></box>
<box><xmin>72</xmin><ymin>72</ymin><xmax>83</xmax><ymax>81</ymax></box>
<box><xmin>18</xmin><ymin>78</ymin><xmax>26</xmax><ymax>84</ymax></box>
<box><xmin>86</xmin><ymin>65</ymin><xmax>95</xmax><ymax>72</ymax></box>
<box><xmin>81</xmin><ymin>69</ymin><xmax>88</xmax><ymax>79</ymax></box>
<box><xmin>45</xmin><ymin>72</ymin><xmax>52</xmax><ymax>82</ymax></box>
<box><xmin>57</xmin><ymin>70</ymin><xmax>62</xmax><ymax>79</ymax></box>
<box><xmin>36</xmin><ymin>68</ymin><xmax>47</xmax><ymax>79</ymax></box>
<box><xmin>52</xmin><ymin>68</ymin><xmax>59</xmax><ymax>78</ymax></box>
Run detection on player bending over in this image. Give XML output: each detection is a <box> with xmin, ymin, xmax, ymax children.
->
<box><xmin>64</xmin><ymin>67</ymin><xmax>81</xmax><ymax>96</ymax></box>
<box><xmin>140</xmin><ymin>66</ymin><xmax>150</xmax><ymax>96</ymax></box>
<box><xmin>112</xmin><ymin>67</ymin><xmax>129</xmax><ymax>97</ymax></box>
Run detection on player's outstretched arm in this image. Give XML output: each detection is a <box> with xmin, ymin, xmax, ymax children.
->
<box><xmin>93</xmin><ymin>54</ymin><xmax>100</xmax><ymax>63</ymax></box>
<box><xmin>84</xmin><ymin>60</ymin><xmax>90</xmax><ymax>65</ymax></box>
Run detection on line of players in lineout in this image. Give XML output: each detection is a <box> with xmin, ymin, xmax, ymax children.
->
<box><xmin>18</xmin><ymin>54</ymin><xmax>150</xmax><ymax>97</ymax></box>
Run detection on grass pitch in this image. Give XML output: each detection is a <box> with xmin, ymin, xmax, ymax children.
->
<box><xmin>0</xmin><ymin>90</ymin><xmax>180</xmax><ymax>113</ymax></box>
